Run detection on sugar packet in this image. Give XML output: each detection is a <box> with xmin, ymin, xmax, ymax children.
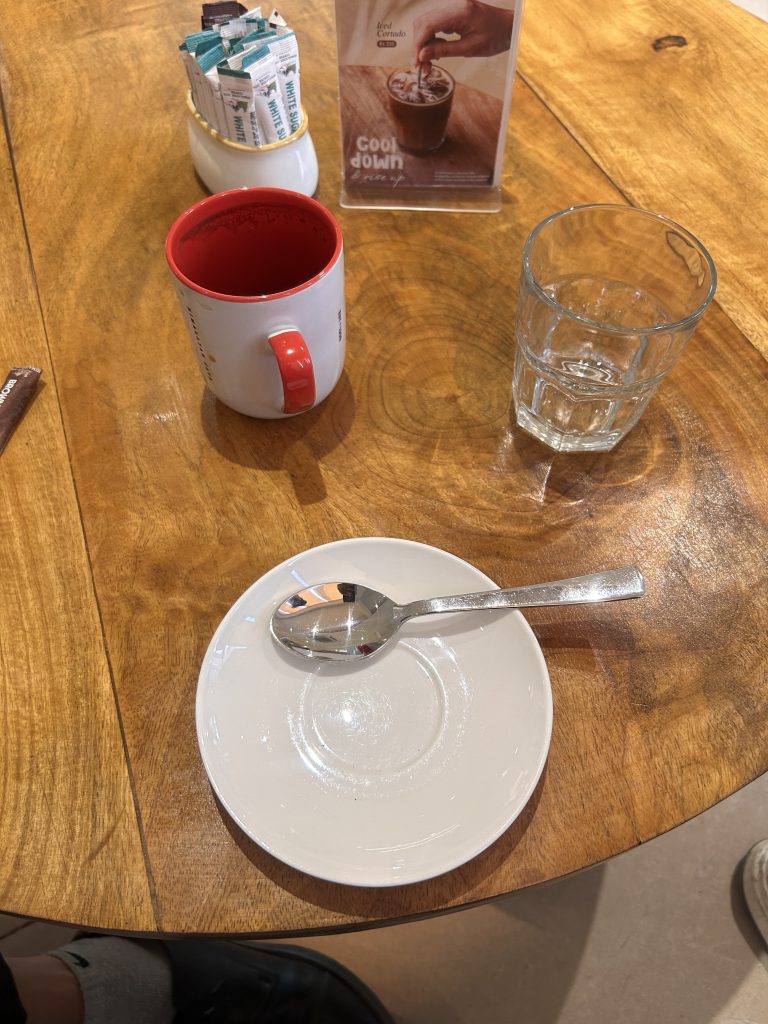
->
<box><xmin>0</xmin><ymin>366</ymin><xmax>42</xmax><ymax>456</ymax></box>
<box><xmin>265</xmin><ymin>30</ymin><xmax>301</xmax><ymax>133</ymax></box>
<box><xmin>228</xmin><ymin>27</ymin><xmax>277</xmax><ymax>58</ymax></box>
<box><xmin>218</xmin><ymin>63</ymin><xmax>265</xmax><ymax>145</ymax></box>
<box><xmin>240</xmin><ymin>45</ymin><xmax>291</xmax><ymax>142</ymax></box>
<box><xmin>180</xmin><ymin>4</ymin><xmax>299</xmax><ymax>145</ymax></box>
<box><xmin>180</xmin><ymin>47</ymin><xmax>214</xmax><ymax>127</ymax></box>
<box><xmin>196</xmin><ymin>42</ymin><xmax>228</xmax><ymax>133</ymax></box>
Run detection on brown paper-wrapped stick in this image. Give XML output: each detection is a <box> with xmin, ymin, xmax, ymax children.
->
<box><xmin>0</xmin><ymin>366</ymin><xmax>41</xmax><ymax>455</ymax></box>
<box><xmin>201</xmin><ymin>2</ymin><xmax>247</xmax><ymax>29</ymax></box>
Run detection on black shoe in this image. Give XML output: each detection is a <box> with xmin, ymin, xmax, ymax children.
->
<box><xmin>164</xmin><ymin>939</ymin><xmax>395</xmax><ymax>1024</ymax></box>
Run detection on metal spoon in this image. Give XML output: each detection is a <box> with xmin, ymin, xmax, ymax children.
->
<box><xmin>270</xmin><ymin>566</ymin><xmax>645</xmax><ymax>663</ymax></box>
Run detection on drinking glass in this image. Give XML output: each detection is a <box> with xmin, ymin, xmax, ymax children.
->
<box><xmin>386</xmin><ymin>66</ymin><xmax>455</xmax><ymax>153</ymax></box>
<box><xmin>512</xmin><ymin>204</ymin><xmax>717</xmax><ymax>452</ymax></box>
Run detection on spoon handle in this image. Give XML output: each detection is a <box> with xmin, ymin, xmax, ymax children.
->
<box><xmin>397</xmin><ymin>566</ymin><xmax>645</xmax><ymax>620</ymax></box>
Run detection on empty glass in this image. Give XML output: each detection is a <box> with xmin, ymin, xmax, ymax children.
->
<box><xmin>512</xmin><ymin>205</ymin><xmax>717</xmax><ymax>452</ymax></box>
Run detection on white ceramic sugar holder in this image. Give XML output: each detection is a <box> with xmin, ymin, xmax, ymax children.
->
<box><xmin>186</xmin><ymin>92</ymin><xmax>319</xmax><ymax>197</ymax></box>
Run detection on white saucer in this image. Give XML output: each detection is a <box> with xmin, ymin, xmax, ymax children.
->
<box><xmin>196</xmin><ymin>538</ymin><xmax>552</xmax><ymax>887</ymax></box>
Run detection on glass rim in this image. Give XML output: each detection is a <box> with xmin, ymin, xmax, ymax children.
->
<box><xmin>521</xmin><ymin>204</ymin><xmax>718</xmax><ymax>336</ymax></box>
<box><xmin>386</xmin><ymin>65</ymin><xmax>456</xmax><ymax>101</ymax></box>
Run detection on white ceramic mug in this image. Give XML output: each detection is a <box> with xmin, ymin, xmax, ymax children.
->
<box><xmin>166</xmin><ymin>187</ymin><xmax>345</xmax><ymax>418</ymax></box>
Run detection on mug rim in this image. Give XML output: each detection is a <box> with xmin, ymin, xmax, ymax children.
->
<box><xmin>521</xmin><ymin>203</ymin><xmax>718</xmax><ymax>335</ymax></box>
<box><xmin>165</xmin><ymin>187</ymin><xmax>343</xmax><ymax>304</ymax></box>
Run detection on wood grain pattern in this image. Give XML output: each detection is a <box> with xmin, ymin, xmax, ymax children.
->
<box><xmin>0</xmin><ymin>0</ymin><xmax>765</xmax><ymax>934</ymax></box>
<box><xmin>517</xmin><ymin>0</ymin><xmax>768</xmax><ymax>357</ymax></box>
<box><xmin>0</xmin><ymin>103</ymin><xmax>155</xmax><ymax>929</ymax></box>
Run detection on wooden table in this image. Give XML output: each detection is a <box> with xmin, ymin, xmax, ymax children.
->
<box><xmin>1</xmin><ymin>0</ymin><xmax>766</xmax><ymax>935</ymax></box>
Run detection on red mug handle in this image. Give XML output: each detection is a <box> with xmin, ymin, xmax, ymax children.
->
<box><xmin>268</xmin><ymin>330</ymin><xmax>316</xmax><ymax>414</ymax></box>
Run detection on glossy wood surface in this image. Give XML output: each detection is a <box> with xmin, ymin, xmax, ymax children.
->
<box><xmin>0</xmin><ymin>108</ymin><xmax>155</xmax><ymax>930</ymax></box>
<box><xmin>0</xmin><ymin>0</ymin><xmax>765</xmax><ymax>934</ymax></box>
<box><xmin>518</xmin><ymin>0</ymin><xmax>768</xmax><ymax>357</ymax></box>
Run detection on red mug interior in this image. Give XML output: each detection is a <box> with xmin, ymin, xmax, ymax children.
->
<box><xmin>166</xmin><ymin>187</ymin><xmax>341</xmax><ymax>300</ymax></box>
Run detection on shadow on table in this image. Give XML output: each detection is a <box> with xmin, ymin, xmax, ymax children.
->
<box><xmin>199</xmin><ymin>370</ymin><xmax>356</xmax><ymax>505</ymax></box>
<box><xmin>508</xmin><ymin>398</ymin><xmax>682</xmax><ymax>505</ymax></box>
<box><xmin>215</xmin><ymin>767</ymin><xmax>547</xmax><ymax>928</ymax></box>
<box><xmin>527</xmin><ymin>613</ymin><xmax>639</xmax><ymax>655</ymax></box>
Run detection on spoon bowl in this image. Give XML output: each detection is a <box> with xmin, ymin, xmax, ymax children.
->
<box><xmin>270</xmin><ymin>566</ymin><xmax>645</xmax><ymax>662</ymax></box>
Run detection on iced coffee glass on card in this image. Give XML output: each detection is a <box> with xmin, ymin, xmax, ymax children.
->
<box><xmin>386</xmin><ymin>65</ymin><xmax>454</xmax><ymax>153</ymax></box>
<box><xmin>512</xmin><ymin>204</ymin><xmax>717</xmax><ymax>452</ymax></box>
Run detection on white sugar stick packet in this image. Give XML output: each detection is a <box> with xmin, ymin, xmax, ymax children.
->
<box><xmin>181</xmin><ymin>30</ymin><xmax>220</xmax><ymax>123</ymax></box>
<box><xmin>265</xmin><ymin>30</ymin><xmax>301</xmax><ymax>133</ymax></box>
<box><xmin>177</xmin><ymin>9</ymin><xmax>295</xmax><ymax>144</ymax></box>
<box><xmin>244</xmin><ymin>10</ymin><xmax>270</xmax><ymax>32</ymax></box>
<box><xmin>185</xmin><ymin>29</ymin><xmax>220</xmax><ymax>50</ymax></box>
<box><xmin>179</xmin><ymin>44</ymin><xmax>206</xmax><ymax>119</ymax></box>
<box><xmin>218</xmin><ymin>8</ymin><xmax>267</xmax><ymax>45</ymax></box>
<box><xmin>219</xmin><ymin>19</ymin><xmax>248</xmax><ymax>46</ymax></box>
<box><xmin>180</xmin><ymin>42</ymin><xmax>217</xmax><ymax>126</ymax></box>
<box><xmin>240</xmin><ymin>44</ymin><xmax>290</xmax><ymax>142</ymax></box>
<box><xmin>196</xmin><ymin>42</ymin><xmax>228</xmax><ymax>132</ymax></box>
<box><xmin>228</xmin><ymin>26</ymin><xmax>276</xmax><ymax>59</ymax></box>
<box><xmin>218</xmin><ymin>64</ymin><xmax>264</xmax><ymax>145</ymax></box>
<box><xmin>217</xmin><ymin>27</ymin><xmax>276</xmax><ymax>145</ymax></box>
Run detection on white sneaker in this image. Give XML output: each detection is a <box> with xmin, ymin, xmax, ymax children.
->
<box><xmin>744</xmin><ymin>839</ymin><xmax>768</xmax><ymax>947</ymax></box>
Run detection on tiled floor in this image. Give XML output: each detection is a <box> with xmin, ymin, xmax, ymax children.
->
<box><xmin>290</xmin><ymin>772</ymin><xmax>768</xmax><ymax>1023</ymax></box>
<box><xmin>732</xmin><ymin>0</ymin><xmax>768</xmax><ymax>18</ymax></box>
<box><xmin>2</xmin><ymin>771</ymin><xmax>767</xmax><ymax>1022</ymax></box>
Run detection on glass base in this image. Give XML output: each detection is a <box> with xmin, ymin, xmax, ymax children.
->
<box><xmin>515</xmin><ymin>405</ymin><xmax>624</xmax><ymax>453</ymax></box>
<box><xmin>340</xmin><ymin>184</ymin><xmax>502</xmax><ymax>214</ymax></box>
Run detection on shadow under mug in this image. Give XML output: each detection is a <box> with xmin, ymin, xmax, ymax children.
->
<box><xmin>165</xmin><ymin>187</ymin><xmax>346</xmax><ymax>418</ymax></box>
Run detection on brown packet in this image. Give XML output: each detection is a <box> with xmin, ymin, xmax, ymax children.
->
<box><xmin>0</xmin><ymin>366</ymin><xmax>42</xmax><ymax>456</ymax></box>
<box><xmin>201</xmin><ymin>2</ymin><xmax>247</xmax><ymax>29</ymax></box>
